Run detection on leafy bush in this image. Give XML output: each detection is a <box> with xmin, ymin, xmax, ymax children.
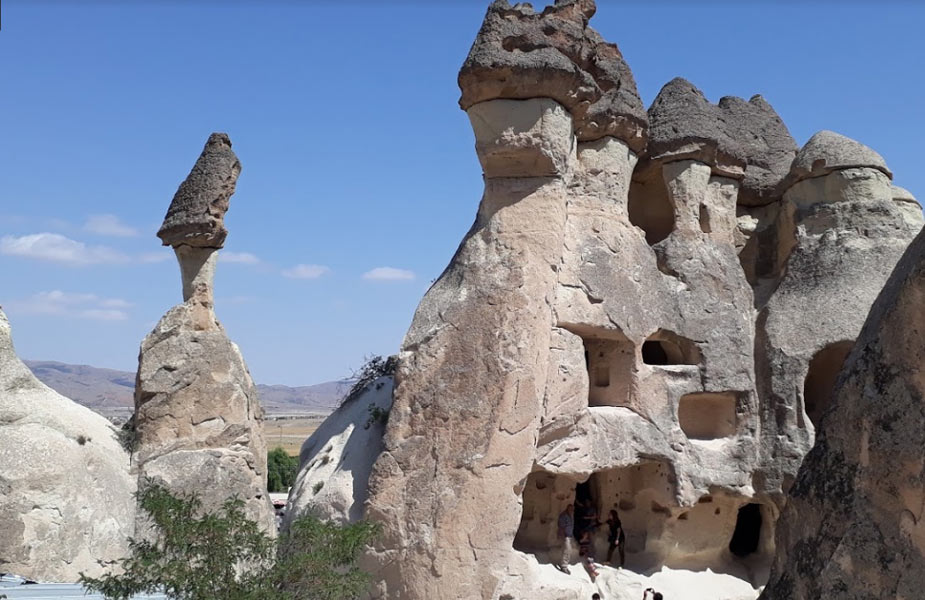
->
<box><xmin>267</xmin><ymin>447</ymin><xmax>299</xmax><ymax>493</ymax></box>
<box><xmin>80</xmin><ymin>483</ymin><xmax>379</xmax><ymax>600</ymax></box>
<box><xmin>116</xmin><ymin>417</ymin><xmax>137</xmax><ymax>454</ymax></box>
<box><xmin>340</xmin><ymin>355</ymin><xmax>397</xmax><ymax>408</ymax></box>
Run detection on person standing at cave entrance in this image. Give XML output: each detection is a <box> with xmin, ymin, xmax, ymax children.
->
<box><xmin>556</xmin><ymin>504</ymin><xmax>575</xmax><ymax>574</ymax></box>
<box><xmin>605</xmin><ymin>509</ymin><xmax>626</xmax><ymax>567</ymax></box>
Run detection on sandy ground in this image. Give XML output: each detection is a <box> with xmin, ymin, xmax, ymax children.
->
<box><xmin>263</xmin><ymin>415</ymin><xmax>325</xmax><ymax>455</ymax></box>
<box><xmin>506</xmin><ymin>550</ymin><xmax>763</xmax><ymax>600</ymax></box>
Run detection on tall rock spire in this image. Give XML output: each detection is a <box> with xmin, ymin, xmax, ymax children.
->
<box><xmin>133</xmin><ymin>133</ymin><xmax>275</xmax><ymax>533</ymax></box>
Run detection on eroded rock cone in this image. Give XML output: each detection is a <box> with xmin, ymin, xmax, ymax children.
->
<box><xmin>762</xmin><ymin>225</ymin><xmax>925</xmax><ymax>600</ymax></box>
<box><xmin>134</xmin><ymin>133</ymin><xmax>274</xmax><ymax>534</ymax></box>
<box><xmin>0</xmin><ymin>309</ymin><xmax>135</xmax><ymax>582</ymax></box>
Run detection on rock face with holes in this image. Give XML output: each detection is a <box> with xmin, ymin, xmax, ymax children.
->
<box><xmin>761</xmin><ymin>226</ymin><xmax>925</xmax><ymax>600</ymax></box>
<box><xmin>0</xmin><ymin>309</ymin><xmax>135</xmax><ymax>582</ymax></box>
<box><xmin>133</xmin><ymin>133</ymin><xmax>275</xmax><ymax>533</ymax></box>
<box><xmin>754</xmin><ymin>131</ymin><xmax>923</xmax><ymax>494</ymax></box>
<box><xmin>294</xmin><ymin>2</ymin><xmax>924</xmax><ymax>599</ymax></box>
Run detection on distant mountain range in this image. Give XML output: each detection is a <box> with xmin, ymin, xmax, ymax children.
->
<box><xmin>25</xmin><ymin>360</ymin><xmax>348</xmax><ymax>419</ymax></box>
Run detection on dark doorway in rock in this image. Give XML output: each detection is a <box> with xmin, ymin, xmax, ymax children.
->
<box><xmin>629</xmin><ymin>174</ymin><xmax>674</xmax><ymax>245</ymax></box>
<box><xmin>728</xmin><ymin>503</ymin><xmax>762</xmax><ymax>557</ymax></box>
<box><xmin>642</xmin><ymin>330</ymin><xmax>700</xmax><ymax>366</ymax></box>
<box><xmin>641</xmin><ymin>341</ymin><xmax>669</xmax><ymax>365</ymax></box>
<box><xmin>804</xmin><ymin>340</ymin><xmax>853</xmax><ymax>429</ymax></box>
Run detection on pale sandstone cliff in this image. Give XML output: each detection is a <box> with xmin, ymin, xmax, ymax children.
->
<box><xmin>0</xmin><ymin>309</ymin><xmax>135</xmax><ymax>582</ymax></box>
<box><xmin>287</xmin><ymin>3</ymin><xmax>923</xmax><ymax>598</ymax></box>
<box><xmin>761</xmin><ymin>223</ymin><xmax>925</xmax><ymax>599</ymax></box>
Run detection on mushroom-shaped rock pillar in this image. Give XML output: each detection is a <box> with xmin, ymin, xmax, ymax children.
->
<box><xmin>134</xmin><ymin>133</ymin><xmax>275</xmax><ymax>534</ymax></box>
<box><xmin>364</xmin><ymin>2</ymin><xmax>648</xmax><ymax>599</ymax></box>
<box><xmin>157</xmin><ymin>132</ymin><xmax>240</xmax><ymax>307</ymax></box>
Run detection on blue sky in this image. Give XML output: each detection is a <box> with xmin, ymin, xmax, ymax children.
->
<box><xmin>2</xmin><ymin>1</ymin><xmax>923</xmax><ymax>386</ymax></box>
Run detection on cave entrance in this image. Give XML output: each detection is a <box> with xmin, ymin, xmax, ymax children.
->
<box><xmin>642</xmin><ymin>330</ymin><xmax>701</xmax><ymax>366</ymax></box>
<box><xmin>513</xmin><ymin>470</ymin><xmax>574</xmax><ymax>556</ymax></box>
<box><xmin>629</xmin><ymin>173</ymin><xmax>675</xmax><ymax>245</ymax></box>
<box><xmin>804</xmin><ymin>340</ymin><xmax>853</xmax><ymax>429</ymax></box>
<box><xmin>678</xmin><ymin>392</ymin><xmax>739</xmax><ymax>439</ymax></box>
<box><xmin>728</xmin><ymin>503</ymin><xmax>762</xmax><ymax>558</ymax></box>
<box><xmin>563</xmin><ymin>324</ymin><xmax>635</xmax><ymax>408</ymax></box>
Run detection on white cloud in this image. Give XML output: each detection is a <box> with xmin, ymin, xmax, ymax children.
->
<box><xmin>220</xmin><ymin>251</ymin><xmax>260</xmax><ymax>265</ymax></box>
<box><xmin>79</xmin><ymin>309</ymin><xmax>129</xmax><ymax>321</ymax></box>
<box><xmin>282</xmin><ymin>264</ymin><xmax>330</xmax><ymax>279</ymax></box>
<box><xmin>0</xmin><ymin>233</ymin><xmax>129</xmax><ymax>265</ymax></box>
<box><xmin>83</xmin><ymin>214</ymin><xmax>138</xmax><ymax>237</ymax></box>
<box><xmin>362</xmin><ymin>267</ymin><xmax>415</xmax><ymax>281</ymax></box>
<box><xmin>5</xmin><ymin>290</ymin><xmax>132</xmax><ymax>321</ymax></box>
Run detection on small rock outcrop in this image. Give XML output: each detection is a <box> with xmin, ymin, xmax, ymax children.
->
<box><xmin>761</xmin><ymin>225</ymin><xmax>925</xmax><ymax>600</ymax></box>
<box><xmin>134</xmin><ymin>133</ymin><xmax>274</xmax><ymax>533</ymax></box>
<box><xmin>0</xmin><ymin>309</ymin><xmax>135</xmax><ymax>581</ymax></box>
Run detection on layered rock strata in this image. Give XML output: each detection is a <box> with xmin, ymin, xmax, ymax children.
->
<box><xmin>761</xmin><ymin>225</ymin><xmax>925</xmax><ymax>599</ymax></box>
<box><xmin>0</xmin><ymin>309</ymin><xmax>135</xmax><ymax>581</ymax></box>
<box><xmin>134</xmin><ymin>133</ymin><xmax>274</xmax><ymax>532</ymax></box>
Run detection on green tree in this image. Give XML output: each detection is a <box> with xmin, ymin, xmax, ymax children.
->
<box><xmin>266</xmin><ymin>447</ymin><xmax>299</xmax><ymax>493</ymax></box>
<box><xmin>80</xmin><ymin>483</ymin><xmax>379</xmax><ymax>600</ymax></box>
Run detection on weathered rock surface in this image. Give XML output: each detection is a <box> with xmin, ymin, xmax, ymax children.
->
<box><xmin>754</xmin><ymin>135</ymin><xmax>923</xmax><ymax>496</ymax></box>
<box><xmin>645</xmin><ymin>78</ymin><xmax>797</xmax><ymax>204</ymax></box>
<box><xmin>156</xmin><ymin>132</ymin><xmax>240</xmax><ymax>249</ymax></box>
<box><xmin>458</xmin><ymin>0</ymin><xmax>647</xmax><ymax>151</ymax></box>
<box><xmin>789</xmin><ymin>130</ymin><xmax>891</xmax><ymax>184</ymax></box>
<box><xmin>761</xmin><ymin>225</ymin><xmax>925</xmax><ymax>600</ymax></box>
<box><xmin>283</xmin><ymin>377</ymin><xmax>393</xmax><ymax>528</ymax></box>
<box><xmin>135</xmin><ymin>133</ymin><xmax>274</xmax><ymax>533</ymax></box>
<box><xmin>0</xmin><ymin>309</ymin><xmax>135</xmax><ymax>582</ymax></box>
<box><xmin>296</xmin><ymin>5</ymin><xmax>921</xmax><ymax>599</ymax></box>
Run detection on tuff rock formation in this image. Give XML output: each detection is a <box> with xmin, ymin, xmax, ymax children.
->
<box><xmin>0</xmin><ymin>309</ymin><xmax>135</xmax><ymax>581</ymax></box>
<box><xmin>134</xmin><ymin>133</ymin><xmax>275</xmax><ymax>533</ymax></box>
<box><xmin>284</xmin><ymin>376</ymin><xmax>394</xmax><ymax>528</ymax></box>
<box><xmin>761</xmin><ymin>225</ymin><xmax>925</xmax><ymax>599</ymax></box>
<box><xmin>284</xmin><ymin>2</ymin><xmax>923</xmax><ymax>598</ymax></box>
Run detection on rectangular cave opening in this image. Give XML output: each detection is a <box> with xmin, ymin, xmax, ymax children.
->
<box><xmin>678</xmin><ymin>392</ymin><xmax>739</xmax><ymax>440</ymax></box>
<box><xmin>568</xmin><ymin>328</ymin><xmax>635</xmax><ymax>408</ymax></box>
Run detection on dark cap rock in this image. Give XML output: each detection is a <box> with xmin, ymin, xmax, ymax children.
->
<box><xmin>646</xmin><ymin>79</ymin><xmax>797</xmax><ymax>205</ymax></box>
<box><xmin>647</xmin><ymin>78</ymin><xmax>746</xmax><ymax>178</ymax></box>
<box><xmin>458</xmin><ymin>0</ymin><xmax>648</xmax><ymax>152</ymax></box>
<box><xmin>717</xmin><ymin>94</ymin><xmax>797</xmax><ymax>205</ymax></box>
<box><xmin>788</xmin><ymin>130</ymin><xmax>892</xmax><ymax>184</ymax></box>
<box><xmin>157</xmin><ymin>133</ymin><xmax>241</xmax><ymax>248</ymax></box>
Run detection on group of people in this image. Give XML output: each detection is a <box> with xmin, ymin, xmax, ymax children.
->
<box><xmin>556</xmin><ymin>500</ymin><xmax>626</xmax><ymax>579</ymax></box>
<box><xmin>590</xmin><ymin>591</ymin><xmax>663</xmax><ymax>600</ymax></box>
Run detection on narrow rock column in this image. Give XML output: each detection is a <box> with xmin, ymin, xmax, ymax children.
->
<box><xmin>133</xmin><ymin>133</ymin><xmax>275</xmax><ymax>533</ymax></box>
<box><xmin>364</xmin><ymin>97</ymin><xmax>574</xmax><ymax>599</ymax></box>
